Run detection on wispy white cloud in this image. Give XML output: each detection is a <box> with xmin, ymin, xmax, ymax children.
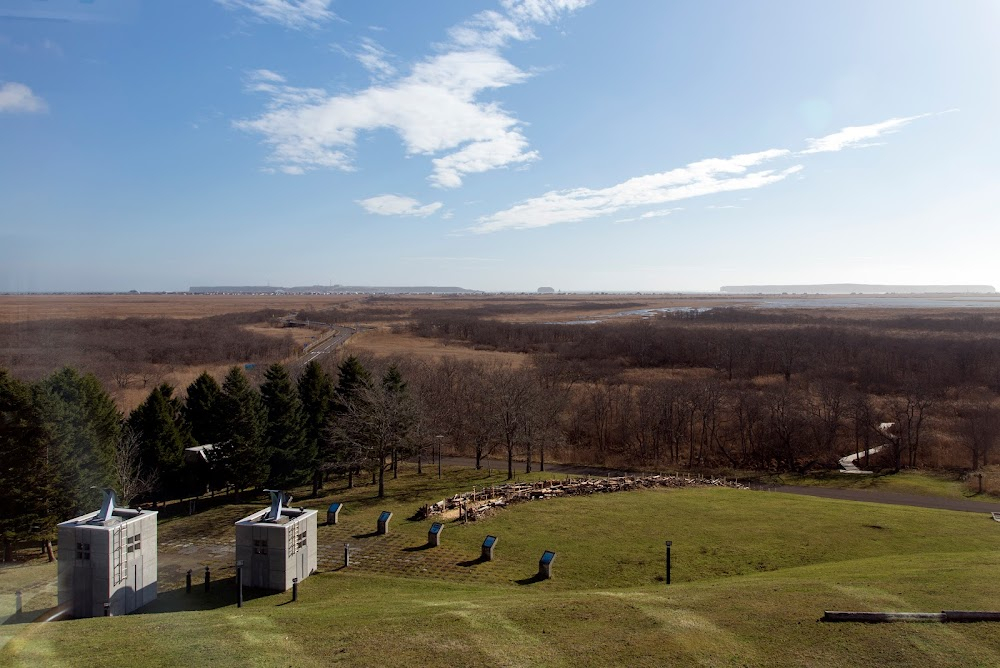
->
<box><xmin>357</xmin><ymin>194</ymin><xmax>443</xmax><ymax>217</ymax></box>
<box><xmin>236</xmin><ymin>0</ymin><xmax>590</xmax><ymax>186</ymax></box>
<box><xmin>801</xmin><ymin>113</ymin><xmax>931</xmax><ymax>154</ymax></box>
<box><xmin>217</xmin><ymin>0</ymin><xmax>337</xmax><ymax>29</ymax></box>
<box><xmin>615</xmin><ymin>208</ymin><xmax>681</xmax><ymax>223</ymax></box>
<box><xmin>473</xmin><ymin>150</ymin><xmax>799</xmax><ymax>233</ymax></box>
<box><xmin>639</xmin><ymin>208</ymin><xmax>679</xmax><ymax>218</ymax></box>
<box><xmin>473</xmin><ymin>112</ymin><xmax>947</xmax><ymax>233</ymax></box>
<box><xmin>354</xmin><ymin>37</ymin><xmax>396</xmax><ymax>80</ymax></box>
<box><xmin>0</xmin><ymin>82</ymin><xmax>47</xmax><ymax>113</ymax></box>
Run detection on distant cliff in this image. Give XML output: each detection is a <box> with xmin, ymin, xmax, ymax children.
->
<box><xmin>720</xmin><ymin>284</ymin><xmax>997</xmax><ymax>295</ymax></box>
<box><xmin>190</xmin><ymin>285</ymin><xmax>479</xmax><ymax>294</ymax></box>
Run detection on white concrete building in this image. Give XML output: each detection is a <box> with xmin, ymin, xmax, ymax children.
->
<box><xmin>57</xmin><ymin>490</ymin><xmax>157</xmax><ymax>617</ymax></box>
<box><xmin>235</xmin><ymin>490</ymin><xmax>318</xmax><ymax>592</ymax></box>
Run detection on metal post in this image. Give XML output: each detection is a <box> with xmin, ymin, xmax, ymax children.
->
<box><xmin>186</xmin><ymin>569</ymin><xmax>192</xmax><ymax>593</ymax></box>
<box><xmin>292</xmin><ymin>578</ymin><xmax>298</xmax><ymax>602</ymax></box>
<box><xmin>236</xmin><ymin>561</ymin><xmax>243</xmax><ymax>608</ymax></box>
<box><xmin>204</xmin><ymin>566</ymin><xmax>211</xmax><ymax>593</ymax></box>
<box><xmin>665</xmin><ymin>541</ymin><xmax>672</xmax><ymax>585</ymax></box>
<box><xmin>344</xmin><ymin>543</ymin><xmax>350</xmax><ymax>567</ymax></box>
<box><xmin>15</xmin><ymin>590</ymin><xmax>22</xmax><ymax>616</ymax></box>
<box><xmin>978</xmin><ymin>473</ymin><xmax>984</xmax><ymax>494</ymax></box>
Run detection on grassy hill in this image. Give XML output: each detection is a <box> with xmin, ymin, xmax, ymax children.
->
<box><xmin>3</xmin><ymin>468</ymin><xmax>1000</xmax><ymax>667</ymax></box>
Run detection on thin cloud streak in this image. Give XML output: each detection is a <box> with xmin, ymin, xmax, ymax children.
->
<box><xmin>472</xmin><ymin>150</ymin><xmax>800</xmax><ymax>233</ymax></box>
<box><xmin>800</xmin><ymin>112</ymin><xmax>946</xmax><ymax>154</ymax></box>
<box><xmin>216</xmin><ymin>0</ymin><xmax>337</xmax><ymax>29</ymax></box>
<box><xmin>472</xmin><ymin>112</ymin><xmax>947</xmax><ymax>233</ymax></box>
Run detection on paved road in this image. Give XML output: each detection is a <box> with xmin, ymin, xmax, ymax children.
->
<box><xmin>297</xmin><ymin>325</ymin><xmax>356</xmax><ymax>366</ymax></box>
<box><xmin>437</xmin><ymin>455</ymin><xmax>1000</xmax><ymax>515</ymax></box>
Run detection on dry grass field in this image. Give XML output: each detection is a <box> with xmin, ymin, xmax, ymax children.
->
<box><xmin>0</xmin><ymin>293</ymin><xmax>742</xmax><ymax>324</ymax></box>
<box><xmin>343</xmin><ymin>327</ymin><xmax>528</xmax><ymax>367</ymax></box>
<box><xmin>0</xmin><ymin>293</ymin><xmax>729</xmax><ymax>410</ymax></box>
<box><xmin>0</xmin><ymin>294</ymin><xmax>359</xmax><ymax>323</ymax></box>
<box><xmin>6</xmin><ymin>292</ymin><xmax>1000</xmax><ymax>418</ymax></box>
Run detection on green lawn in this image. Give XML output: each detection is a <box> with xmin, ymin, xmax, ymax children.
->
<box><xmin>765</xmin><ymin>469</ymin><xmax>1000</xmax><ymax>502</ymax></box>
<box><xmin>3</xmin><ymin>468</ymin><xmax>1000</xmax><ymax>667</ymax></box>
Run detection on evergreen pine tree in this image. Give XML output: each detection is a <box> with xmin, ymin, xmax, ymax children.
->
<box><xmin>261</xmin><ymin>363</ymin><xmax>310</xmax><ymax>488</ymax></box>
<box><xmin>127</xmin><ymin>383</ymin><xmax>195</xmax><ymax>502</ymax></box>
<box><xmin>38</xmin><ymin>367</ymin><xmax>121</xmax><ymax>514</ymax></box>
<box><xmin>382</xmin><ymin>364</ymin><xmax>407</xmax><ymax>395</ymax></box>
<box><xmin>333</xmin><ymin>356</ymin><xmax>372</xmax><ymax>414</ymax></box>
<box><xmin>0</xmin><ymin>371</ymin><xmax>54</xmax><ymax>561</ymax></box>
<box><xmin>297</xmin><ymin>361</ymin><xmax>334</xmax><ymax>492</ymax></box>
<box><xmin>213</xmin><ymin>366</ymin><xmax>268</xmax><ymax>492</ymax></box>
<box><xmin>183</xmin><ymin>371</ymin><xmax>223</xmax><ymax>445</ymax></box>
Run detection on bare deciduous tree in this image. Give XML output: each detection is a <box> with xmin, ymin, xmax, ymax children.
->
<box><xmin>956</xmin><ymin>396</ymin><xmax>999</xmax><ymax>470</ymax></box>
<box><xmin>112</xmin><ymin>427</ymin><xmax>157</xmax><ymax>506</ymax></box>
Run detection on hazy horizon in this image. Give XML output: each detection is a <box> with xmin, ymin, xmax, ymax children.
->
<box><xmin>2</xmin><ymin>1</ymin><xmax>998</xmax><ymax>293</ymax></box>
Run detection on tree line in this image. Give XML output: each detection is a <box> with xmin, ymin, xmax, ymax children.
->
<box><xmin>0</xmin><ymin>357</ymin><xmax>420</xmax><ymax>561</ymax></box>
<box><xmin>5</xmin><ymin>306</ymin><xmax>1000</xmax><ymax>559</ymax></box>
<box><xmin>0</xmin><ymin>310</ymin><xmax>296</xmax><ymax>388</ymax></box>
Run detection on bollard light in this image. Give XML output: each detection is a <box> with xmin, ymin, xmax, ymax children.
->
<box><xmin>665</xmin><ymin>541</ymin><xmax>672</xmax><ymax>585</ymax></box>
<box><xmin>236</xmin><ymin>560</ymin><xmax>244</xmax><ymax>608</ymax></box>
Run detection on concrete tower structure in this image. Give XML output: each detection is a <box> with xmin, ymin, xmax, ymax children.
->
<box><xmin>235</xmin><ymin>490</ymin><xmax>318</xmax><ymax>592</ymax></box>
<box><xmin>57</xmin><ymin>490</ymin><xmax>158</xmax><ymax>617</ymax></box>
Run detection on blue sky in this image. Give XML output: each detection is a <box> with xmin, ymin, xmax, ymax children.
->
<box><xmin>1</xmin><ymin>0</ymin><xmax>997</xmax><ymax>292</ymax></box>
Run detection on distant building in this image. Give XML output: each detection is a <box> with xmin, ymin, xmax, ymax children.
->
<box><xmin>235</xmin><ymin>491</ymin><xmax>317</xmax><ymax>592</ymax></box>
<box><xmin>57</xmin><ymin>490</ymin><xmax>158</xmax><ymax>618</ymax></box>
<box><xmin>537</xmin><ymin>286</ymin><xmax>556</xmax><ymax>294</ymax></box>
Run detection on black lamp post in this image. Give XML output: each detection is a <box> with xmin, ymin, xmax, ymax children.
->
<box><xmin>665</xmin><ymin>541</ymin><xmax>672</xmax><ymax>585</ymax></box>
<box><xmin>236</xmin><ymin>560</ymin><xmax>244</xmax><ymax>608</ymax></box>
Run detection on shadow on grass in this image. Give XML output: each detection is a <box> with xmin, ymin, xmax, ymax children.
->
<box><xmin>402</xmin><ymin>544</ymin><xmax>433</xmax><ymax>553</ymax></box>
<box><xmin>1</xmin><ymin>607</ymin><xmax>51</xmax><ymax>626</ymax></box>
<box><xmin>456</xmin><ymin>556</ymin><xmax>488</xmax><ymax>568</ymax></box>
<box><xmin>351</xmin><ymin>531</ymin><xmax>382</xmax><ymax>539</ymax></box>
<box><xmin>138</xmin><ymin>577</ymin><xmax>281</xmax><ymax>614</ymax></box>
<box><xmin>515</xmin><ymin>573</ymin><xmax>546</xmax><ymax>586</ymax></box>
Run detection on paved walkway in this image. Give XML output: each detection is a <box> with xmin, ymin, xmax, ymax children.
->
<box><xmin>838</xmin><ymin>445</ymin><xmax>887</xmax><ymax>474</ymax></box>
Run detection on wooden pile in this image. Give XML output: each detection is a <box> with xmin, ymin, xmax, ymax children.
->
<box><xmin>415</xmin><ymin>474</ymin><xmax>748</xmax><ymax>522</ymax></box>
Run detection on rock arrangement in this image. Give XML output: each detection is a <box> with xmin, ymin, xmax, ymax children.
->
<box><xmin>416</xmin><ymin>474</ymin><xmax>749</xmax><ymax>522</ymax></box>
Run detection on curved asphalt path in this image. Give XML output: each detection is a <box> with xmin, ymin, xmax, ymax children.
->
<box><xmin>438</xmin><ymin>455</ymin><xmax>1000</xmax><ymax>515</ymax></box>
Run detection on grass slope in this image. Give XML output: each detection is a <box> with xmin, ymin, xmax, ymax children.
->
<box><xmin>3</xmin><ymin>469</ymin><xmax>1000</xmax><ymax>667</ymax></box>
<box><xmin>773</xmin><ymin>469</ymin><xmax>1000</xmax><ymax>502</ymax></box>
